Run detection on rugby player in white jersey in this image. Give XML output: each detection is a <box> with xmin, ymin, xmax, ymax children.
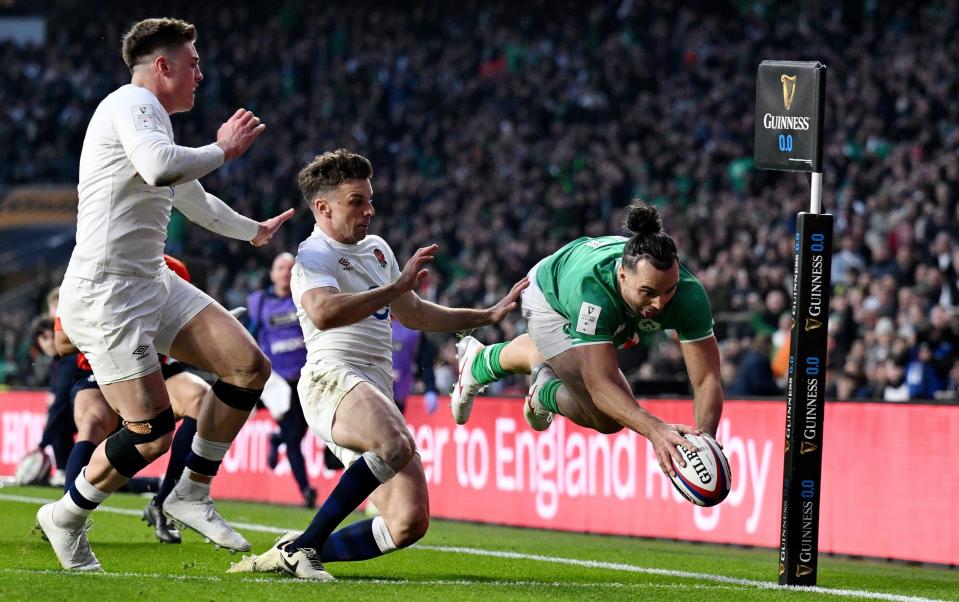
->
<box><xmin>228</xmin><ymin>149</ymin><xmax>528</xmax><ymax>580</ymax></box>
<box><xmin>36</xmin><ymin>18</ymin><xmax>293</xmax><ymax>571</ymax></box>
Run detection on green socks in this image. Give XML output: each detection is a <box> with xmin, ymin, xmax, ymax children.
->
<box><xmin>538</xmin><ymin>379</ymin><xmax>563</xmax><ymax>414</ymax></box>
<box><xmin>471</xmin><ymin>342</ymin><xmax>511</xmax><ymax>385</ymax></box>
<box><xmin>469</xmin><ymin>343</ymin><xmax>563</xmax><ymax>416</ymax></box>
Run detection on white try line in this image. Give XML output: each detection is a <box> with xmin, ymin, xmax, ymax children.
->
<box><xmin>0</xmin><ymin>493</ymin><xmax>947</xmax><ymax>602</ymax></box>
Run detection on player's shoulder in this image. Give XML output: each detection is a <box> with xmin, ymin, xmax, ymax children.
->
<box><xmin>103</xmin><ymin>84</ymin><xmax>161</xmax><ymax>108</ymax></box>
<box><xmin>295</xmin><ymin>230</ymin><xmax>338</xmax><ymax>266</ymax></box>
<box><xmin>362</xmin><ymin>234</ymin><xmax>390</xmax><ymax>247</ymax></box>
<box><xmin>678</xmin><ymin>263</ymin><xmax>706</xmax><ymax>290</ymax></box>
<box><xmin>570</xmin><ymin>235</ymin><xmax>628</xmax><ymax>249</ymax></box>
<box><xmin>358</xmin><ymin>234</ymin><xmax>394</xmax><ymax>255</ymax></box>
<box><xmin>92</xmin><ymin>84</ymin><xmax>164</xmax><ymax>134</ymax></box>
<box><xmin>677</xmin><ymin>263</ymin><xmax>711</xmax><ymax>304</ymax></box>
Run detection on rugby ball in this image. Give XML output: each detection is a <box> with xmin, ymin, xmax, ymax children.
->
<box><xmin>668</xmin><ymin>433</ymin><xmax>731</xmax><ymax>507</ymax></box>
<box><xmin>15</xmin><ymin>448</ymin><xmax>52</xmax><ymax>486</ymax></box>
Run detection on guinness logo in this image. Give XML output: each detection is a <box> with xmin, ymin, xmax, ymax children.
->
<box><xmin>779</xmin><ymin>563</ymin><xmax>785</xmax><ymax>576</ymax></box>
<box><xmin>800</xmin><ymin>441</ymin><xmax>818</xmax><ymax>454</ymax></box>
<box><xmin>796</xmin><ymin>564</ymin><xmax>814</xmax><ymax>577</ymax></box>
<box><xmin>804</xmin><ymin>317</ymin><xmax>822</xmax><ymax>331</ymax></box>
<box><xmin>784</xmin><ymin>438</ymin><xmax>790</xmax><ymax>453</ymax></box>
<box><xmin>781</xmin><ymin>74</ymin><xmax>797</xmax><ymax>110</ymax></box>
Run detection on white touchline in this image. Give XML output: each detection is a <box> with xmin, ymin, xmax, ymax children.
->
<box><xmin>417</xmin><ymin>545</ymin><xmax>948</xmax><ymax>602</ymax></box>
<box><xmin>0</xmin><ymin>570</ymin><xmax>751</xmax><ymax>590</ymax></box>
<box><xmin>1</xmin><ymin>493</ymin><xmax>946</xmax><ymax>602</ymax></box>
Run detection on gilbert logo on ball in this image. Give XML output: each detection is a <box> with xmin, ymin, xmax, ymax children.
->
<box><xmin>668</xmin><ymin>433</ymin><xmax>731</xmax><ymax>507</ymax></box>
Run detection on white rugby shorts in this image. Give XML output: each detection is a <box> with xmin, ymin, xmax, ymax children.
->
<box><xmin>298</xmin><ymin>358</ymin><xmax>394</xmax><ymax>468</ymax></box>
<box><xmin>58</xmin><ymin>268</ymin><xmax>213</xmax><ymax>384</ymax></box>
<box><xmin>521</xmin><ymin>260</ymin><xmax>576</xmax><ymax>360</ymax></box>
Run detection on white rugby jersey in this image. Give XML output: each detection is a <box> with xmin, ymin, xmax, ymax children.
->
<box><xmin>66</xmin><ymin>84</ymin><xmax>257</xmax><ymax>280</ymax></box>
<box><xmin>291</xmin><ymin>226</ymin><xmax>401</xmax><ymax>372</ymax></box>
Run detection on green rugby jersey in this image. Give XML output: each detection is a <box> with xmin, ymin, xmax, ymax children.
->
<box><xmin>535</xmin><ymin>236</ymin><xmax>714</xmax><ymax>348</ymax></box>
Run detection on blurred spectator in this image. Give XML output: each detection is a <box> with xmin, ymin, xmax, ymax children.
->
<box><xmin>1</xmin><ymin>1</ymin><xmax>958</xmax><ymax>400</ymax></box>
<box><xmin>832</xmin><ymin>235</ymin><xmax>865</xmax><ymax>287</ymax></box>
<box><xmin>905</xmin><ymin>342</ymin><xmax>946</xmax><ymax>400</ymax></box>
<box><xmin>729</xmin><ymin>334</ymin><xmax>781</xmax><ymax>397</ymax></box>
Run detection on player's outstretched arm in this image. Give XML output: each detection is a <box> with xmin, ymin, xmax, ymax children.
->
<box><xmin>250</xmin><ymin>208</ymin><xmax>295</xmax><ymax>247</ymax></box>
<box><xmin>172</xmin><ymin>181</ymin><xmax>294</xmax><ymax>245</ymax></box>
<box><xmin>301</xmin><ymin>285</ymin><xmax>405</xmax><ymax>331</ymax></box>
<box><xmin>120</xmin><ymin>106</ymin><xmax>263</xmax><ymax>188</ymax></box>
<box><xmin>681</xmin><ymin>336</ymin><xmax>724</xmax><ymax>437</ymax></box>
<box><xmin>575</xmin><ymin>342</ymin><xmax>697</xmax><ymax>477</ymax></box>
<box><xmin>391</xmin><ymin>274</ymin><xmax>529</xmax><ymax>332</ymax></box>
<box><xmin>300</xmin><ymin>244</ymin><xmax>439</xmax><ymax>330</ymax></box>
<box><xmin>390</xmin><ymin>244</ymin><xmax>529</xmax><ymax>332</ymax></box>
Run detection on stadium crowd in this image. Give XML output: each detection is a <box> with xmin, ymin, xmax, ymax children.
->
<box><xmin>2</xmin><ymin>0</ymin><xmax>958</xmax><ymax>401</ymax></box>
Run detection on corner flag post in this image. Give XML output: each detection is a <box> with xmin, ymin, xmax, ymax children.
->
<box><xmin>755</xmin><ymin>60</ymin><xmax>831</xmax><ymax>586</ymax></box>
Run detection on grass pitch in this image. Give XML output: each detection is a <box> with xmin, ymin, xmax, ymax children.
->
<box><xmin>1</xmin><ymin>485</ymin><xmax>955</xmax><ymax>601</ymax></box>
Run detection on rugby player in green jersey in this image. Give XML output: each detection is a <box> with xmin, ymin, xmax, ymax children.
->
<box><xmin>451</xmin><ymin>201</ymin><xmax>723</xmax><ymax>477</ymax></box>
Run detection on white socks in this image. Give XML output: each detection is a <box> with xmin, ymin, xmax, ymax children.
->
<box><xmin>371</xmin><ymin>515</ymin><xmax>398</xmax><ymax>554</ymax></box>
<box><xmin>54</xmin><ymin>469</ymin><xmax>109</xmax><ymax>527</ymax></box>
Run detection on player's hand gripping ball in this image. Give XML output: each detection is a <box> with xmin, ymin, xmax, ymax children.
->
<box><xmin>668</xmin><ymin>433</ymin><xmax>731</xmax><ymax>507</ymax></box>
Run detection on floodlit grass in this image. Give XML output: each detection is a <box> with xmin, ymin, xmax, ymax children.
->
<box><xmin>1</xmin><ymin>485</ymin><xmax>955</xmax><ymax>601</ymax></box>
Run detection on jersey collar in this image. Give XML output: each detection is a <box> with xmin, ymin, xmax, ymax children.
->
<box><xmin>613</xmin><ymin>258</ymin><xmax>637</xmax><ymax>318</ymax></box>
<box><xmin>314</xmin><ymin>225</ymin><xmax>359</xmax><ymax>252</ymax></box>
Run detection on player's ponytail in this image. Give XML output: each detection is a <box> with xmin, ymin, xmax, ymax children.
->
<box><xmin>622</xmin><ymin>200</ymin><xmax>677</xmax><ymax>271</ymax></box>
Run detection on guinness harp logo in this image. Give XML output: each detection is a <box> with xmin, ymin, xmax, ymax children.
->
<box><xmin>796</xmin><ymin>564</ymin><xmax>814</xmax><ymax>577</ymax></box>
<box><xmin>800</xmin><ymin>441</ymin><xmax>818</xmax><ymax>455</ymax></box>
<box><xmin>804</xmin><ymin>317</ymin><xmax>822</xmax><ymax>331</ymax></box>
<box><xmin>781</xmin><ymin>74</ymin><xmax>798</xmax><ymax>110</ymax></box>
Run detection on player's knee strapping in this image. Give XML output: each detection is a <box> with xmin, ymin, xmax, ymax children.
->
<box><xmin>212</xmin><ymin>379</ymin><xmax>262</xmax><ymax>411</ymax></box>
<box><xmin>362</xmin><ymin>451</ymin><xmax>396</xmax><ymax>483</ymax></box>
<box><xmin>104</xmin><ymin>407</ymin><xmax>175</xmax><ymax>478</ymax></box>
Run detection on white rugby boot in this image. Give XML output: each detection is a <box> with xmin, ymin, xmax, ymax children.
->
<box><xmin>524</xmin><ymin>363</ymin><xmax>557</xmax><ymax>432</ymax></box>
<box><xmin>229</xmin><ymin>532</ymin><xmax>333</xmax><ymax>581</ymax></box>
<box><xmin>275</xmin><ymin>544</ymin><xmax>334</xmax><ymax>581</ymax></box>
<box><xmin>35</xmin><ymin>502</ymin><xmax>102</xmax><ymax>571</ymax></box>
<box><xmin>227</xmin><ymin>530</ymin><xmax>300</xmax><ymax>573</ymax></box>
<box><xmin>162</xmin><ymin>490</ymin><xmax>250</xmax><ymax>552</ymax></box>
<box><xmin>450</xmin><ymin>336</ymin><xmax>487</xmax><ymax>425</ymax></box>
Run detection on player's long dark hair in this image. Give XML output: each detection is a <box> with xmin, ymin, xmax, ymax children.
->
<box><xmin>621</xmin><ymin>200</ymin><xmax>677</xmax><ymax>271</ymax></box>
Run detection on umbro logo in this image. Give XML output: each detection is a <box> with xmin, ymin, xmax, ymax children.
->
<box><xmin>133</xmin><ymin>345</ymin><xmax>150</xmax><ymax>360</ymax></box>
<box><xmin>338</xmin><ymin>257</ymin><xmax>354</xmax><ymax>271</ymax></box>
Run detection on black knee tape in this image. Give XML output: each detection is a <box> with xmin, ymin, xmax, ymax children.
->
<box><xmin>212</xmin><ymin>380</ymin><xmax>262</xmax><ymax>411</ymax></box>
<box><xmin>105</xmin><ymin>407</ymin><xmax>176</xmax><ymax>478</ymax></box>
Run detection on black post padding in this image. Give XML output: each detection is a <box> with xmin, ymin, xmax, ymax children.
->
<box><xmin>778</xmin><ymin>212</ymin><xmax>833</xmax><ymax>585</ymax></box>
